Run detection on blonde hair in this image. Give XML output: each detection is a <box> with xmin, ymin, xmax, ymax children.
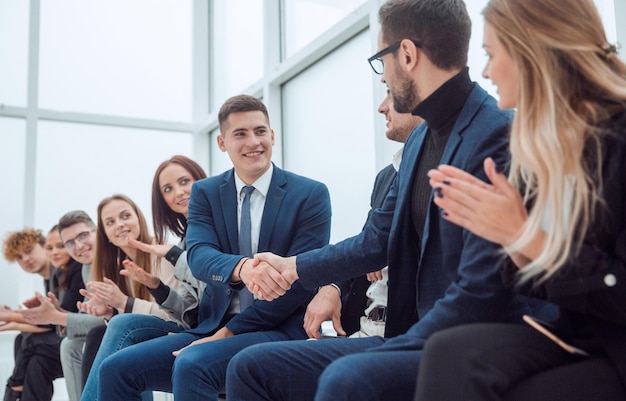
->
<box><xmin>484</xmin><ymin>0</ymin><xmax>626</xmax><ymax>281</ymax></box>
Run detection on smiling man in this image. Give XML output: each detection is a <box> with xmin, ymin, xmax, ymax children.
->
<box><xmin>54</xmin><ymin>211</ymin><xmax>103</xmax><ymax>401</ymax></box>
<box><xmin>96</xmin><ymin>94</ymin><xmax>332</xmax><ymax>401</ymax></box>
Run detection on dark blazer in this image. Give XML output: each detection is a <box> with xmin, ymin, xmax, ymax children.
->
<box><xmin>340</xmin><ymin>163</ymin><xmax>398</xmax><ymax>334</ymax></box>
<box><xmin>503</xmin><ymin>109</ymin><xmax>626</xmax><ymax>387</ymax></box>
<box><xmin>296</xmin><ymin>84</ymin><xmax>544</xmax><ymax>350</ymax></box>
<box><xmin>186</xmin><ymin>164</ymin><xmax>332</xmax><ymax>339</ymax></box>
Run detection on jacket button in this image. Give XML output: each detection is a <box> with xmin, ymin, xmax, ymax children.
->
<box><xmin>604</xmin><ymin>274</ymin><xmax>617</xmax><ymax>287</ymax></box>
<box><xmin>226</xmin><ymin>289</ymin><xmax>232</xmax><ymax>295</ymax></box>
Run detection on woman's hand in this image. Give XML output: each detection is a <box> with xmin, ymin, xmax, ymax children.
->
<box><xmin>77</xmin><ymin>289</ymin><xmax>112</xmax><ymax>317</ymax></box>
<box><xmin>172</xmin><ymin>327</ymin><xmax>234</xmax><ymax>357</ymax></box>
<box><xmin>428</xmin><ymin>157</ymin><xmax>527</xmax><ymax>247</ymax></box>
<box><xmin>120</xmin><ymin>259</ymin><xmax>160</xmax><ymax>289</ymax></box>
<box><xmin>126</xmin><ymin>237</ymin><xmax>173</xmax><ymax>258</ymax></box>
<box><xmin>85</xmin><ymin>279</ymin><xmax>128</xmax><ymax>310</ymax></box>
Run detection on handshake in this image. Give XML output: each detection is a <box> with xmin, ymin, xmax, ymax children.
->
<box><xmin>240</xmin><ymin>253</ymin><xmax>300</xmax><ymax>301</ymax></box>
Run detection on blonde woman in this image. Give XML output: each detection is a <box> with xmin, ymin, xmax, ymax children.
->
<box><xmin>415</xmin><ymin>0</ymin><xmax>626</xmax><ymax>400</ymax></box>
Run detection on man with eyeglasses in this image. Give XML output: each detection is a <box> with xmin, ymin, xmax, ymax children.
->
<box><xmin>18</xmin><ymin>211</ymin><xmax>104</xmax><ymax>401</ymax></box>
<box><xmin>225</xmin><ymin>1</ymin><xmax>553</xmax><ymax>400</ymax></box>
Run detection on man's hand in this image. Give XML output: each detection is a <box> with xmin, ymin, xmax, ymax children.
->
<box><xmin>46</xmin><ymin>292</ymin><xmax>63</xmax><ymax>312</ymax></box>
<box><xmin>245</xmin><ymin>253</ymin><xmax>298</xmax><ymax>301</ymax></box>
<box><xmin>172</xmin><ymin>327</ymin><xmax>234</xmax><ymax>357</ymax></box>
<box><xmin>304</xmin><ymin>285</ymin><xmax>346</xmax><ymax>339</ymax></box>
<box><xmin>18</xmin><ymin>292</ymin><xmax>65</xmax><ymax>325</ymax></box>
<box><xmin>22</xmin><ymin>295</ymin><xmax>41</xmax><ymax>309</ymax></box>
<box><xmin>367</xmin><ymin>270</ymin><xmax>383</xmax><ymax>282</ymax></box>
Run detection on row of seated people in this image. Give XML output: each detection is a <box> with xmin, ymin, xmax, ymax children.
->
<box><xmin>3</xmin><ymin>0</ymin><xmax>626</xmax><ymax>398</ymax></box>
<box><xmin>0</xmin><ymin>88</ymin><xmax>417</xmax><ymax>401</ymax></box>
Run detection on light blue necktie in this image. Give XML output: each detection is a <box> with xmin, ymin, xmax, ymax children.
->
<box><xmin>238</xmin><ymin>186</ymin><xmax>255</xmax><ymax>309</ymax></box>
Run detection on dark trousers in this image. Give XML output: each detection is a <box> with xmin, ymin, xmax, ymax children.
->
<box><xmin>7</xmin><ymin>331</ymin><xmax>63</xmax><ymax>401</ymax></box>
<box><xmin>81</xmin><ymin>324</ymin><xmax>106</xmax><ymax>388</ymax></box>
<box><xmin>414</xmin><ymin>324</ymin><xmax>626</xmax><ymax>401</ymax></box>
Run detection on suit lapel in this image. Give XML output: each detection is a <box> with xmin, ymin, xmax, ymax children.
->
<box><xmin>258</xmin><ymin>166</ymin><xmax>287</xmax><ymax>252</ymax></box>
<box><xmin>219</xmin><ymin>170</ymin><xmax>240</xmax><ymax>253</ymax></box>
<box><xmin>420</xmin><ymin>85</ymin><xmax>487</xmax><ymax>258</ymax></box>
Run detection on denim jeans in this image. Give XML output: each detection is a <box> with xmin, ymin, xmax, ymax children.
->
<box><xmin>80</xmin><ymin>314</ymin><xmax>182</xmax><ymax>401</ymax></box>
<box><xmin>227</xmin><ymin>336</ymin><xmax>424</xmax><ymax>401</ymax></box>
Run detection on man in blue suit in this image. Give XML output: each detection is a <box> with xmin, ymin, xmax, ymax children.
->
<box><xmin>97</xmin><ymin>95</ymin><xmax>332</xmax><ymax>401</ymax></box>
<box><xmin>225</xmin><ymin>1</ymin><xmax>551</xmax><ymax>400</ymax></box>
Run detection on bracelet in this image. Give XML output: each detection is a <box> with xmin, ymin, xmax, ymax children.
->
<box><xmin>104</xmin><ymin>307</ymin><xmax>118</xmax><ymax>324</ymax></box>
<box><xmin>124</xmin><ymin>297</ymin><xmax>135</xmax><ymax>314</ymax></box>
<box><xmin>329</xmin><ymin>283</ymin><xmax>342</xmax><ymax>297</ymax></box>
<box><xmin>237</xmin><ymin>259</ymin><xmax>249</xmax><ymax>284</ymax></box>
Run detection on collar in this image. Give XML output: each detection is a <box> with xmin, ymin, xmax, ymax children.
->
<box><xmin>392</xmin><ymin>147</ymin><xmax>404</xmax><ymax>172</ymax></box>
<box><xmin>234</xmin><ymin>163</ymin><xmax>273</xmax><ymax>198</ymax></box>
<box><xmin>411</xmin><ymin>67</ymin><xmax>473</xmax><ymax>131</ymax></box>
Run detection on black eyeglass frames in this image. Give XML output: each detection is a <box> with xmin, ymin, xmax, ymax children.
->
<box><xmin>367</xmin><ymin>39</ymin><xmax>423</xmax><ymax>75</ymax></box>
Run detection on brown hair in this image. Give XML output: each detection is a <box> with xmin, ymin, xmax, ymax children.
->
<box><xmin>3</xmin><ymin>228</ymin><xmax>46</xmax><ymax>262</ymax></box>
<box><xmin>378</xmin><ymin>0</ymin><xmax>471</xmax><ymax>70</ymax></box>
<box><xmin>58</xmin><ymin>210</ymin><xmax>96</xmax><ymax>233</ymax></box>
<box><xmin>218</xmin><ymin>95</ymin><xmax>270</xmax><ymax>134</ymax></box>
<box><xmin>151</xmin><ymin>155</ymin><xmax>207</xmax><ymax>244</ymax></box>
<box><xmin>94</xmin><ymin>194</ymin><xmax>153</xmax><ymax>301</ymax></box>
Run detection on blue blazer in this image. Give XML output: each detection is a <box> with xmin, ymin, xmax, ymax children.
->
<box><xmin>186</xmin><ymin>164</ymin><xmax>332</xmax><ymax>338</ymax></box>
<box><xmin>297</xmin><ymin>84</ymin><xmax>546</xmax><ymax>350</ymax></box>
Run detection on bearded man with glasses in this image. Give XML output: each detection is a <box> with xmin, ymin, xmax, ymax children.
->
<box><xmin>226</xmin><ymin>0</ymin><xmax>555</xmax><ymax>400</ymax></box>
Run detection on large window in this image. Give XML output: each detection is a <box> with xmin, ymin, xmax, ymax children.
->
<box><xmin>212</xmin><ymin>0</ymin><xmax>264</xmax><ymax>102</ymax></box>
<box><xmin>282</xmin><ymin>0</ymin><xmax>366</xmax><ymax>58</ymax></box>
<box><xmin>283</xmin><ymin>30</ymin><xmax>375</xmax><ymax>243</ymax></box>
<box><xmin>35</xmin><ymin>121</ymin><xmax>193</xmax><ymax>230</ymax></box>
<box><xmin>0</xmin><ymin>1</ymin><xmax>29</xmax><ymax>106</ymax></box>
<box><xmin>39</xmin><ymin>0</ymin><xmax>193</xmax><ymax>121</ymax></box>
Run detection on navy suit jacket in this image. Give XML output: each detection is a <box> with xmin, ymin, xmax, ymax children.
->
<box><xmin>186</xmin><ymin>164</ymin><xmax>332</xmax><ymax>339</ymax></box>
<box><xmin>297</xmin><ymin>84</ymin><xmax>544</xmax><ymax>350</ymax></box>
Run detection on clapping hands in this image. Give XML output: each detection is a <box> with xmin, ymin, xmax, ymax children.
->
<box><xmin>428</xmin><ymin>157</ymin><xmax>527</xmax><ymax>247</ymax></box>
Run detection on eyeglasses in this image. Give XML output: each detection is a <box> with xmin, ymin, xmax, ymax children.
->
<box><xmin>367</xmin><ymin>39</ymin><xmax>423</xmax><ymax>75</ymax></box>
<box><xmin>63</xmin><ymin>230</ymin><xmax>95</xmax><ymax>250</ymax></box>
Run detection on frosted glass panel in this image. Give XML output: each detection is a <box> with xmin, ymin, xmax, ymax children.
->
<box><xmin>282</xmin><ymin>30</ymin><xmax>375</xmax><ymax>243</ymax></box>
<box><xmin>209</xmin><ymin>128</ymin><xmax>233</xmax><ymax>177</ymax></box>
<box><xmin>213</xmin><ymin>0</ymin><xmax>264</xmax><ymax>101</ymax></box>
<box><xmin>0</xmin><ymin>117</ymin><xmax>31</xmax><ymax>307</ymax></box>
<box><xmin>35</xmin><ymin>121</ymin><xmax>193</xmax><ymax>232</ymax></box>
<box><xmin>0</xmin><ymin>117</ymin><xmax>26</xmax><ymax>229</ymax></box>
<box><xmin>0</xmin><ymin>0</ymin><xmax>29</xmax><ymax>106</ymax></box>
<box><xmin>283</xmin><ymin>0</ymin><xmax>366</xmax><ymax>57</ymax></box>
<box><xmin>39</xmin><ymin>0</ymin><xmax>192</xmax><ymax>121</ymax></box>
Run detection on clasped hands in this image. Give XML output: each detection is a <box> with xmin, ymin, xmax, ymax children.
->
<box><xmin>239</xmin><ymin>253</ymin><xmax>299</xmax><ymax>301</ymax></box>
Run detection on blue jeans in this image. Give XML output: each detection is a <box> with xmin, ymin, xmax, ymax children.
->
<box><xmin>97</xmin><ymin>329</ymin><xmax>293</xmax><ymax>401</ymax></box>
<box><xmin>98</xmin><ymin>332</ymin><xmax>197</xmax><ymax>401</ymax></box>
<box><xmin>227</xmin><ymin>336</ymin><xmax>423</xmax><ymax>401</ymax></box>
<box><xmin>173</xmin><ymin>330</ymin><xmax>291</xmax><ymax>400</ymax></box>
<box><xmin>80</xmin><ymin>314</ymin><xmax>183</xmax><ymax>401</ymax></box>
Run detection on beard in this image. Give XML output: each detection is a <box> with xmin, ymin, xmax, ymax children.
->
<box><xmin>390</xmin><ymin>64</ymin><xmax>420</xmax><ymax>113</ymax></box>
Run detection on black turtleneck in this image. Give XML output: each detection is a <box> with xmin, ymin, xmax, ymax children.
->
<box><xmin>410</xmin><ymin>67</ymin><xmax>474</xmax><ymax>251</ymax></box>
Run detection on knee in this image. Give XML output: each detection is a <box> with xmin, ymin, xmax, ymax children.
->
<box><xmin>99</xmin><ymin>353</ymin><xmax>127</xmax><ymax>385</ymax></box>
<box><xmin>227</xmin><ymin>344</ymin><xmax>266</xmax><ymax>382</ymax></box>
<box><xmin>173</xmin><ymin>349</ymin><xmax>203</xmax><ymax>377</ymax></box>
<box><xmin>319</xmin><ymin>357</ymin><xmax>360</xmax><ymax>390</ymax></box>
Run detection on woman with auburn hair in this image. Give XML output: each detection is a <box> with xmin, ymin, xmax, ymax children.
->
<box><xmin>415</xmin><ymin>0</ymin><xmax>626</xmax><ymax>399</ymax></box>
<box><xmin>80</xmin><ymin>157</ymin><xmax>207</xmax><ymax>401</ymax></box>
